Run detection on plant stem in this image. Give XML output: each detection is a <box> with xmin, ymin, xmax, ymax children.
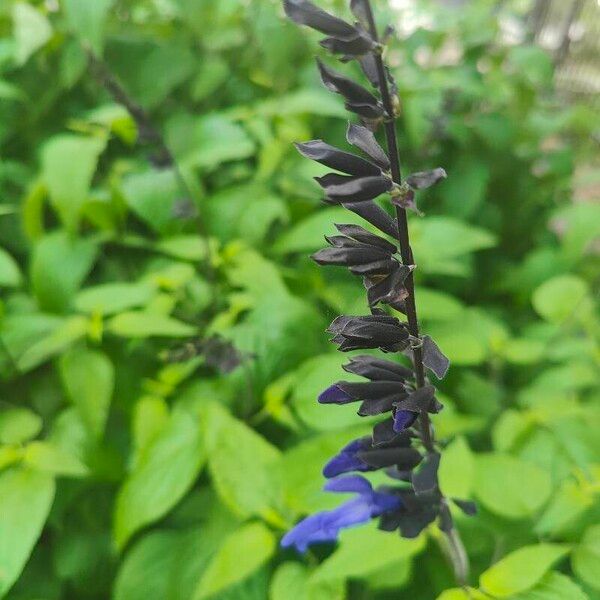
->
<box><xmin>86</xmin><ymin>50</ymin><xmax>216</xmax><ymax>289</ymax></box>
<box><xmin>361</xmin><ymin>1</ymin><xmax>432</xmax><ymax>452</ymax></box>
<box><xmin>363</xmin><ymin>0</ymin><xmax>469</xmax><ymax>585</ymax></box>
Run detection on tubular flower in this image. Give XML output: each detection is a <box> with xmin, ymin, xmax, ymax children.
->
<box><xmin>323</xmin><ymin>433</ymin><xmax>422</xmax><ymax>478</ymax></box>
<box><xmin>327</xmin><ymin>312</ymin><xmax>410</xmax><ymax>352</ymax></box>
<box><xmin>312</xmin><ymin>221</ymin><xmax>414</xmax><ymax>309</ymax></box>
<box><xmin>281</xmin><ymin>476</ymin><xmax>402</xmax><ymax>552</ymax></box>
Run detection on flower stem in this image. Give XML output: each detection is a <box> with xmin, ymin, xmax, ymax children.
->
<box><xmin>361</xmin><ymin>1</ymin><xmax>432</xmax><ymax>452</ymax></box>
<box><xmin>362</xmin><ymin>0</ymin><xmax>469</xmax><ymax>585</ymax></box>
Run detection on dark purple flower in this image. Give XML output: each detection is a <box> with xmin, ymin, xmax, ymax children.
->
<box><xmin>320</xmin><ymin>354</ymin><xmax>411</xmax><ymax>418</ymax></box>
<box><xmin>318</xmin><ymin>383</ymin><xmax>353</xmax><ymax>404</ymax></box>
<box><xmin>283</xmin><ymin>0</ymin><xmax>376</xmax><ymax>57</ymax></box>
<box><xmin>296</xmin><ymin>127</ymin><xmax>394</xmax><ymax>205</ymax></box>
<box><xmin>281</xmin><ymin>475</ymin><xmax>401</xmax><ymax>552</ymax></box>
<box><xmin>323</xmin><ymin>437</ymin><xmax>373</xmax><ymax>477</ymax></box>
<box><xmin>323</xmin><ymin>435</ymin><xmax>422</xmax><ymax>478</ymax></box>
<box><xmin>327</xmin><ymin>312</ymin><xmax>410</xmax><ymax>352</ymax></box>
<box><xmin>393</xmin><ymin>409</ymin><xmax>418</xmax><ymax>432</ymax></box>
<box><xmin>312</xmin><ymin>223</ymin><xmax>412</xmax><ymax>309</ymax></box>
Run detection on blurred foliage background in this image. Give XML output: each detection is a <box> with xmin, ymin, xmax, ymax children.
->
<box><xmin>0</xmin><ymin>0</ymin><xmax>599</xmax><ymax>598</ymax></box>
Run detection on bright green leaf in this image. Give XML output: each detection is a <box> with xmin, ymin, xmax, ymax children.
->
<box><xmin>572</xmin><ymin>524</ymin><xmax>600</xmax><ymax>591</ymax></box>
<box><xmin>121</xmin><ymin>169</ymin><xmax>180</xmax><ymax>234</ymax></box>
<box><xmin>30</xmin><ymin>230</ymin><xmax>98</xmax><ymax>313</ymax></box>
<box><xmin>203</xmin><ymin>402</ymin><xmax>283</xmax><ymax>523</ymax></box>
<box><xmin>480</xmin><ymin>544</ymin><xmax>571</xmax><ymax>597</ymax></box>
<box><xmin>473</xmin><ymin>454</ymin><xmax>552</xmax><ymax>518</ymax></box>
<box><xmin>532</xmin><ymin>275</ymin><xmax>589</xmax><ymax>323</ymax></box>
<box><xmin>41</xmin><ymin>135</ymin><xmax>106</xmax><ymax>230</ymax></box>
<box><xmin>12</xmin><ymin>3</ymin><xmax>52</xmax><ymax>65</ymax></box>
<box><xmin>438</xmin><ymin>436</ymin><xmax>474</xmax><ymax>499</ymax></box>
<box><xmin>17</xmin><ymin>315</ymin><xmax>89</xmax><ymax>372</ymax></box>
<box><xmin>62</xmin><ymin>0</ymin><xmax>113</xmax><ymax>54</ymax></box>
<box><xmin>74</xmin><ymin>282</ymin><xmax>155</xmax><ymax>315</ymax></box>
<box><xmin>114</xmin><ymin>530</ymin><xmax>183</xmax><ymax>600</ymax></box>
<box><xmin>0</xmin><ymin>407</ymin><xmax>42</xmax><ymax>445</ymax></box>
<box><xmin>114</xmin><ymin>408</ymin><xmax>206</xmax><ymax>549</ymax></box>
<box><xmin>0</xmin><ymin>248</ymin><xmax>21</xmax><ymax>288</ymax></box>
<box><xmin>0</xmin><ymin>467</ymin><xmax>55</xmax><ymax>596</ymax></box>
<box><xmin>312</xmin><ymin>523</ymin><xmax>425</xmax><ymax>583</ymax></box>
<box><xmin>107</xmin><ymin>311</ymin><xmax>195</xmax><ymax>338</ymax></box>
<box><xmin>23</xmin><ymin>441</ymin><xmax>88</xmax><ymax>478</ymax></box>
<box><xmin>271</xmin><ymin>563</ymin><xmax>344</xmax><ymax>600</ymax></box>
<box><xmin>59</xmin><ymin>347</ymin><xmax>114</xmax><ymax>438</ymax></box>
<box><xmin>510</xmin><ymin>572</ymin><xmax>588</xmax><ymax>600</ymax></box>
<box><xmin>193</xmin><ymin>522</ymin><xmax>275</xmax><ymax>600</ymax></box>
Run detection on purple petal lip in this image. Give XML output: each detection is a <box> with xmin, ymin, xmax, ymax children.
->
<box><xmin>318</xmin><ymin>383</ymin><xmax>353</xmax><ymax>404</ymax></box>
<box><xmin>322</xmin><ymin>438</ymin><xmax>372</xmax><ymax>478</ymax></box>
<box><xmin>324</xmin><ymin>474</ymin><xmax>373</xmax><ymax>494</ymax></box>
<box><xmin>393</xmin><ymin>409</ymin><xmax>417</xmax><ymax>432</ymax></box>
<box><xmin>280</xmin><ymin>474</ymin><xmax>401</xmax><ymax>553</ymax></box>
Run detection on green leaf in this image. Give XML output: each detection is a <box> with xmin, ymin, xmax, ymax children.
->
<box><xmin>572</xmin><ymin>524</ymin><xmax>600</xmax><ymax>591</ymax></box>
<box><xmin>156</xmin><ymin>236</ymin><xmax>208</xmax><ymax>261</ymax></box>
<box><xmin>0</xmin><ymin>407</ymin><xmax>42</xmax><ymax>445</ymax></box>
<box><xmin>17</xmin><ymin>315</ymin><xmax>89</xmax><ymax>373</ymax></box>
<box><xmin>23</xmin><ymin>441</ymin><xmax>89</xmax><ymax>478</ymax></box>
<box><xmin>74</xmin><ymin>282</ymin><xmax>155</xmax><ymax>315</ymax></box>
<box><xmin>0</xmin><ymin>467</ymin><xmax>55</xmax><ymax>596</ymax></box>
<box><xmin>193</xmin><ymin>522</ymin><xmax>275</xmax><ymax>600</ymax></box>
<box><xmin>436</xmin><ymin>588</ymin><xmax>488</xmax><ymax>600</ymax></box>
<box><xmin>121</xmin><ymin>169</ymin><xmax>179</xmax><ymax>234</ymax></box>
<box><xmin>418</xmin><ymin>288</ymin><xmax>464</xmax><ymax>321</ymax></box>
<box><xmin>59</xmin><ymin>347</ymin><xmax>114</xmax><ymax>438</ymax></box>
<box><xmin>441</xmin><ymin>157</ymin><xmax>490</xmax><ymax>218</ymax></box>
<box><xmin>167</xmin><ymin>113</ymin><xmax>255</xmax><ymax>171</ymax></box>
<box><xmin>510</xmin><ymin>572</ymin><xmax>588</xmax><ymax>600</ymax></box>
<box><xmin>114</xmin><ymin>530</ymin><xmax>183</xmax><ymax>600</ymax></box>
<box><xmin>473</xmin><ymin>454</ymin><xmax>552</xmax><ymax>518</ymax></box>
<box><xmin>532</xmin><ymin>275</ymin><xmax>590</xmax><ymax>323</ymax></box>
<box><xmin>438</xmin><ymin>436</ymin><xmax>474</xmax><ymax>499</ymax></box>
<box><xmin>0</xmin><ymin>248</ymin><xmax>21</xmax><ymax>288</ymax></box>
<box><xmin>312</xmin><ymin>523</ymin><xmax>425</xmax><ymax>583</ymax></box>
<box><xmin>109</xmin><ymin>39</ymin><xmax>195</xmax><ymax>108</ymax></box>
<box><xmin>107</xmin><ymin>311</ymin><xmax>196</xmax><ymax>338</ymax></box>
<box><xmin>203</xmin><ymin>402</ymin><xmax>283</xmax><ymax>523</ymax></box>
<box><xmin>480</xmin><ymin>543</ymin><xmax>571</xmax><ymax>597</ymax></box>
<box><xmin>41</xmin><ymin>135</ymin><xmax>106</xmax><ymax>230</ymax></box>
<box><xmin>12</xmin><ymin>2</ymin><xmax>52</xmax><ymax>65</ymax></box>
<box><xmin>536</xmin><ymin>480</ymin><xmax>594</xmax><ymax>536</ymax></box>
<box><xmin>271</xmin><ymin>563</ymin><xmax>344</xmax><ymax>600</ymax></box>
<box><xmin>62</xmin><ymin>0</ymin><xmax>114</xmax><ymax>54</ymax></box>
<box><xmin>411</xmin><ymin>217</ymin><xmax>496</xmax><ymax>276</ymax></box>
<box><xmin>30</xmin><ymin>230</ymin><xmax>98</xmax><ymax>313</ymax></box>
<box><xmin>114</xmin><ymin>407</ymin><xmax>206</xmax><ymax>549</ymax></box>
<box><xmin>131</xmin><ymin>397</ymin><xmax>169</xmax><ymax>468</ymax></box>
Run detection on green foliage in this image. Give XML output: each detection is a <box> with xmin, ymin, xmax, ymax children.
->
<box><xmin>0</xmin><ymin>0</ymin><xmax>598</xmax><ymax>598</ymax></box>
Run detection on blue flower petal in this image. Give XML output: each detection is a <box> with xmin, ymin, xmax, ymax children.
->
<box><xmin>393</xmin><ymin>409</ymin><xmax>417</xmax><ymax>432</ymax></box>
<box><xmin>318</xmin><ymin>383</ymin><xmax>353</xmax><ymax>404</ymax></box>
<box><xmin>324</xmin><ymin>474</ymin><xmax>373</xmax><ymax>494</ymax></box>
<box><xmin>281</xmin><ymin>479</ymin><xmax>402</xmax><ymax>553</ymax></box>
<box><xmin>322</xmin><ymin>438</ymin><xmax>372</xmax><ymax>478</ymax></box>
<box><xmin>281</xmin><ymin>512</ymin><xmax>337</xmax><ymax>552</ymax></box>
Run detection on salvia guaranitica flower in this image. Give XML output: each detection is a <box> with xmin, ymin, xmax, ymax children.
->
<box><xmin>282</xmin><ymin>0</ymin><xmax>472</xmax><ymax>583</ymax></box>
<box><xmin>280</xmin><ymin>475</ymin><xmax>400</xmax><ymax>552</ymax></box>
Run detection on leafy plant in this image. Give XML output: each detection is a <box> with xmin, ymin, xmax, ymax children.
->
<box><xmin>0</xmin><ymin>0</ymin><xmax>598</xmax><ymax>598</ymax></box>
